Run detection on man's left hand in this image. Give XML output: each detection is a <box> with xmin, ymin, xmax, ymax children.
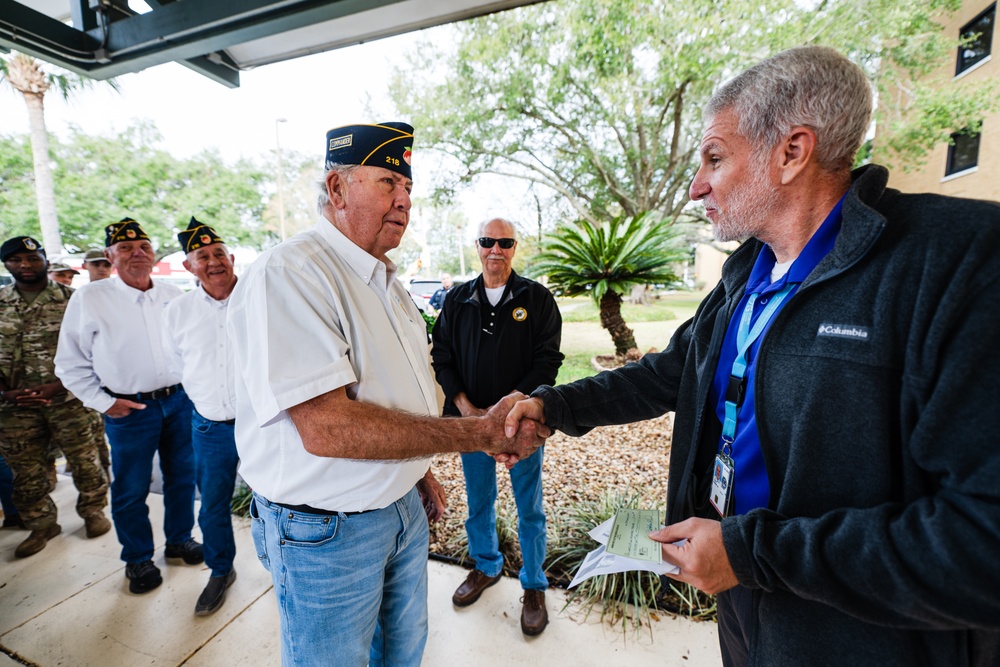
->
<box><xmin>650</xmin><ymin>517</ymin><xmax>739</xmax><ymax>595</ymax></box>
<box><xmin>416</xmin><ymin>469</ymin><xmax>447</xmax><ymax>523</ymax></box>
<box><xmin>11</xmin><ymin>382</ymin><xmax>65</xmax><ymax>407</ymax></box>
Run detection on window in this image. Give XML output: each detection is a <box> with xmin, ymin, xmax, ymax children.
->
<box><xmin>945</xmin><ymin>128</ymin><xmax>981</xmax><ymax>176</ymax></box>
<box><xmin>956</xmin><ymin>3</ymin><xmax>995</xmax><ymax>75</ymax></box>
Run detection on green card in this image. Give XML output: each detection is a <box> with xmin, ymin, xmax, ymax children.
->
<box><xmin>605</xmin><ymin>508</ymin><xmax>662</xmax><ymax>563</ymax></box>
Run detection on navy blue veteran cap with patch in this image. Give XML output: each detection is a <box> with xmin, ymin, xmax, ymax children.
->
<box><xmin>178</xmin><ymin>216</ymin><xmax>224</xmax><ymax>253</ymax></box>
<box><xmin>1</xmin><ymin>236</ymin><xmax>45</xmax><ymax>262</ymax></box>
<box><xmin>105</xmin><ymin>217</ymin><xmax>150</xmax><ymax>247</ymax></box>
<box><xmin>325</xmin><ymin>122</ymin><xmax>414</xmax><ymax>179</ymax></box>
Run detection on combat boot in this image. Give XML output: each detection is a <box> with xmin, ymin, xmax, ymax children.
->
<box><xmin>84</xmin><ymin>514</ymin><xmax>112</xmax><ymax>538</ymax></box>
<box><xmin>15</xmin><ymin>524</ymin><xmax>61</xmax><ymax>558</ymax></box>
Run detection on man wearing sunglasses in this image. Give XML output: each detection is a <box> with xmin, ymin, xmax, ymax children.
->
<box><xmin>431</xmin><ymin>218</ymin><xmax>563</xmax><ymax>636</ymax></box>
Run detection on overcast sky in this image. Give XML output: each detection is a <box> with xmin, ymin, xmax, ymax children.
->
<box><xmin>1</xmin><ymin>26</ymin><xmax>538</xmax><ymax>245</ymax></box>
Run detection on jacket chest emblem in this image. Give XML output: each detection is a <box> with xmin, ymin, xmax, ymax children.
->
<box><xmin>816</xmin><ymin>323</ymin><xmax>869</xmax><ymax>340</ymax></box>
<box><xmin>512</xmin><ymin>307</ymin><xmax>527</xmax><ymax>322</ymax></box>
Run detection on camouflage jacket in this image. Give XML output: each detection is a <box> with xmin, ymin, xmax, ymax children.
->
<box><xmin>0</xmin><ymin>280</ymin><xmax>74</xmax><ymax>396</ymax></box>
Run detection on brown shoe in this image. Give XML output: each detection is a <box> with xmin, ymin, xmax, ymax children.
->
<box><xmin>14</xmin><ymin>524</ymin><xmax>62</xmax><ymax>558</ymax></box>
<box><xmin>84</xmin><ymin>514</ymin><xmax>112</xmax><ymax>538</ymax></box>
<box><xmin>452</xmin><ymin>569</ymin><xmax>502</xmax><ymax>607</ymax></box>
<box><xmin>520</xmin><ymin>589</ymin><xmax>548</xmax><ymax>636</ymax></box>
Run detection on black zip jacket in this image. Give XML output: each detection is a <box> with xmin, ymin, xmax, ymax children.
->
<box><xmin>432</xmin><ymin>271</ymin><xmax>562</xmax><ymax>416</ymax></box>
<box><xmin>534</xmin><ymin>165</ymin><xmax>1000</xmax><ymax>665</ymax></box>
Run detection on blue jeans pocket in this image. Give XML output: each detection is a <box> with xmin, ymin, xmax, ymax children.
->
<box><xmin>249</xmin><ymin>497</ymin><xmax>269</xmax><ymax>567</ymax></box>
<box><xmin>193</xmin><ymin>416</ymin><xmax>213</xmax><ymax>435</ymax></box>
<box><xmin>279</xmin><ymin>512</ymin><xmax>339</xmax><ymax>547</ymax></box>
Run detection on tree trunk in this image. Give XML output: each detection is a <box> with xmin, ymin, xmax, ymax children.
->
<box><xmin>599</xmin><ymin>290</ymin><xmax>637</xmax><ymax>357</ymax></box>
<box><xmin>22</xmin><ymin>90</ymin><xmax>63</xmax><ymax>257</ymax></box>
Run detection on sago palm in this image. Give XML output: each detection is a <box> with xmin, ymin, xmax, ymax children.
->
<box><xmin>529</xmin><ymin>213</ymin><xmax>687</xmax><ymax>356</ymax></box>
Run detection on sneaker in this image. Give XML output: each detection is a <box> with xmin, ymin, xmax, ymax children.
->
<box><xmin>125</xmin><ymin>560</ymin><xmax>163</xmax><ymax>594</ymax></box>
<box><xmin>165</xmin><ymin>538</ymin><xmax>204</xmax><ymax>565</ymax></box>
<box><xmin>14</xmin><ymin>523</ymin><xmax>61</xmax><ymax>558</ymax></box>
<box><xmin>195</xmin><ymin>569</ymin><xmax>237</xmax><ymax>616</ymax></box>
<box><xmin>520</xmin><ymin>589</ymin><xmax>549</xmax><ymax>636</ymax></box>
<box><xmin>84</xmin><ymin>514</ymin><xmax>112</xmax><ymax>538</ymax></box>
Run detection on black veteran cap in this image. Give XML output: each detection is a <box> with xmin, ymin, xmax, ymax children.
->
<box><xmin>325</xmin><ymin>122</ymin><xmax>414</xmax><ymax>179</ymax></box>
<box><xmin>178</xmin><ymin>217</ymin><xmax>225</xmax><ymax>253</ymax></box>
<box><xmin>1</xmin><ymin>236</ymin><xmax>45</xmax><ymax>262</ymax></box>
<box><xmin>105</xmin><ymin>217</ymin><xmax>150</xmax><ymax>247</ymax></box>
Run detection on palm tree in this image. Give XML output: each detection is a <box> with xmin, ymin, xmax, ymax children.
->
<box><xmin>1</xmin><ymin>52</ymin><xmax>116</xmax><ymax>256</ymax></box>
<box><xmin>529</xmin><ymin>213</ymin><xmax>688</xmax><ymax>357</ymax></box>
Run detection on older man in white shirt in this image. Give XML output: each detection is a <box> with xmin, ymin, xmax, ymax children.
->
<box><xmin>55</xmin><ymin>218</ymin><xmax>202</xmax><ymax>596</ymax></box>
<box><xmin>228</xmin><ymin>122</ymin><xmax>549</xmax><ymax>667</ymax></box>
<box><xmin>164</xmin><ymin>218</ymin><xmax>240</xmax><ymax>616</ymax></box>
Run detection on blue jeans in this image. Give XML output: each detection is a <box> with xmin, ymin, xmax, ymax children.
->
<box><xmin>192</xmin><ymin>412</ymin><xmax>238</xmax><ymax>577</ymax></box>
<box><xmin>461</xmin><ymin>446</ymin><xmax>548</xmax><ymax>590</ymax></box>
<box><xmin>103</xmin><ymin>390</ymin><xmax>196</xmax><ymax>563</ymax></box>
<box><xmin>0</xmin><ymin>452</ymin><xmax>17</xmax><ymax>519</ymax></box>
<box><xmin>250</xmin><ymin>487</ymin><xmax>429</xmax><ymax>667</ymax></box>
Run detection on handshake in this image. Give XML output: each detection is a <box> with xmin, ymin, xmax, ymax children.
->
<box><xmin>477</xmin><ymin>392</ymin><xmax>549</xmax><ymax>469</ymax></box>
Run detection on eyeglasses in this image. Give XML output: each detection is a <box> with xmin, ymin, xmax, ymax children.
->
<box><xmin>478</xmin><ymin>237</ymin><xmax>516</xmax><ymax>249</ymax></box>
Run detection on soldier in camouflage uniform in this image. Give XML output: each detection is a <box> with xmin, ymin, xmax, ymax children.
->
<box><xmin>0</xmin><ymin>236</ymin><xmax>112</xmax><ymax>558</ymax></box>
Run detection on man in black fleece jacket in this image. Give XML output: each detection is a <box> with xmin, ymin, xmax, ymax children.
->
<box><xmin>502</xmin><ymin>46</ymin><xmax>1000</xmax><ymax>665</ymax></box>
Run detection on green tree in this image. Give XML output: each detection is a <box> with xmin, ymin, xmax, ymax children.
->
<box><xmin>529</xmin><ymin>212</ymin><xmax>686</xmax><ymax>355</ymax></box>
<box><xmin>0</xmin><ymin>123</ymin><xmax>276</xmax><ymax>254</ymax></box>
<box><xmin>1</xmin><ymin>52</ymin><xmax>118</xmax><ymax>256</ymax></box>
<box><xmin>394</xmin><ymin>0</ymin><xmax>996</xmax><ymax>227</ymax></box>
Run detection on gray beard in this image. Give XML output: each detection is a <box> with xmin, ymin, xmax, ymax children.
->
<box><xmin>711</xmin><ymin>169</ymin><xmax>780</xmax><ymax>244</ymax></box>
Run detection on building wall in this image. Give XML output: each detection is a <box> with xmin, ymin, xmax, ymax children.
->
<box><xmin>873</xmin><ymin>1</ymin><xmax>999</xmax><ymax>202</ymax></box>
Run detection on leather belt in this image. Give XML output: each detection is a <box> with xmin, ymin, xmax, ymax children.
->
<box><xmin>274</xmin><ymin>501</ymin><xmax>369</xmax><ymax>517</ymax></box>
<box><xmin>104</xmin><ymin>384</ymin><xmax>183</xmax><ymax>401</ymax></box>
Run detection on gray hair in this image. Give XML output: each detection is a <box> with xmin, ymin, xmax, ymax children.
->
<box><xmin>315</xmin><ymin>163</ymin><xmax>361</xmax><ymax>214</ymax></box>
<box><xmin>705</xmin><ymin>46</ymin><xmax>872</xmax><ymax>172</ymax></box>
<box><xmin>477</xmin><ymin>217</ymin><xmax>516</xmax><ymax>238</ymax></box>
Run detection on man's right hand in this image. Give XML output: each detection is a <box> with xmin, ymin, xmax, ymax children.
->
<box><xmin>482</xmin><ymin>393</ymin><xmax>549</xmax><ymax>468</ymax></box>
<box><xmin>105</xmin><ymin>398</ymin><xmax>146</xmax><ymax>419</ymax></box>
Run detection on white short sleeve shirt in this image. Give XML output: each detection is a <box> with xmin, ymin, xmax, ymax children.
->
<box><xmin>227</xmin><ymin>220</ymin><xmax>435</xmax><ymax>512</ymax></box>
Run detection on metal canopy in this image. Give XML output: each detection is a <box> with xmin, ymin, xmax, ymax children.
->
<box><xmin>1</xmin><ymin>0</ymin><xmax>541</xmax><ymax>88</ymax></box>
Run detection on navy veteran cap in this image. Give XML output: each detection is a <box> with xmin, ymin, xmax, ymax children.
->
<box><xmin>178</xmin><ymin>216</ymin><xmax>225</xmax><ymax>253</ymax></box>
<box><xmin>1</xmin><ymin>236</ymin><xmax>45</xmax><ymax>262</ymax></box>
<box><xmin>325</xmin><ymin>122</ymin><xmax>414</xmax><ymax>179</ymax></box>
<box><xmin>105</xmin><ymin>217</ymin><xmax>150</xmax><ymax>247</ymax></box>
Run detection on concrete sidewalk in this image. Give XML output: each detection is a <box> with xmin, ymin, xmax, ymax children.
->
<box><xmin>0</xmin><ymin>476</ymin><xmax>720</xmax><ymax>666</ymax></box>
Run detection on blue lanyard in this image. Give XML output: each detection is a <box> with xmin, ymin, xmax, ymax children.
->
<box><xmin>721</xmin><ymin>283</ymin><xmax>796</xmax><ymax>451</ymax></box>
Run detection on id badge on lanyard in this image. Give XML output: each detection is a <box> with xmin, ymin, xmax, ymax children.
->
<box><xmin>710</xmin><ymin>441</ymin><xmax>735</xmax><ymax>517</ymax></box>
<box><xmin>713</xmin><ymin>282</ymin><xmax>795</xmax><ymax>518</ymax></box>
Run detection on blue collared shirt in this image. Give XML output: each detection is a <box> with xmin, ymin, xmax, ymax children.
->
<box><xmin>709</xmin><ymin>196</ymin><xmax>845</xmax><ymax>514</ymax></box>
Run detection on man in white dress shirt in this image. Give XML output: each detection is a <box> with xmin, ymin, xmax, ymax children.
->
<box><xmin>55</xmin><ymin>218</ymin><xmax>202</xmax><ymax>595</ymax></box>
<box><xmin>164</xmin><ymin>218</ymin><xmax>239</xmax><ymax>616</ymax></box>
<box><xmin>228</xmin><ymin>122</ymin><xmax>549</xmax><ymax>666</ymax></box>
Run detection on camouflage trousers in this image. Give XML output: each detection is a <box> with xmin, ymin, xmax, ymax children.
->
<box><xmin>0</xmin><ymin>400</ymin><xmax>109</xmax><ymax>530</ymax></box>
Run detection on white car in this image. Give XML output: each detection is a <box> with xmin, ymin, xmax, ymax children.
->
<box><xmin>407</xmin><ymin>278</ymin><xmax>443</xmax><ymax>313</ymax></box>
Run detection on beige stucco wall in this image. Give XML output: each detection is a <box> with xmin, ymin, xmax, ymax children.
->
<box><xmin>873</xmin><ymin>0</ymin><xmax>999</xmax><ymax>203</ymax></box>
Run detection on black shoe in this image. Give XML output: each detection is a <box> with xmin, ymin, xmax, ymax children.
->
<box><xmin>195</xmin><ymin>569</ymin><xmax>237</xmax><ymax>616</ymax></box>
<box><xmin>165</xmin><ymin>538</ymin><xmax>204</xmax><ymax>565</ymax></box>
<box><xmin>125</xmin><ymin>560</ymin><xmax>163</xmax><ymax>594</ymax></box>
<box><xmin>2</xmin><ymin>514</ymin><xmax>26</xmax><ymax>529</ymax></box>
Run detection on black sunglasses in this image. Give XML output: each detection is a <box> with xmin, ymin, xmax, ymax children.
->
<box><xmin>478</xmin><ymin>237</ymin><xmax>516</xmax><ymax>249</ymax></box>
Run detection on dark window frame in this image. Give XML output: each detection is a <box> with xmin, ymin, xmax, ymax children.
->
<box><xmin>956</xmin><ymin>3</ymin><xmax>996</xmax><ymax>75</ymax></box>
<box><xmin>945</xmin><ymin>128</ymin><xmax>981</xmax><ymax>176</ymax></box>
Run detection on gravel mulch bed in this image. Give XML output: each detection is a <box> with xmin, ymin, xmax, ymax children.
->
<box><xmin>427</xmin><ymin>412</ymin><xmax>675</xmax><ymax>566</ymax></box>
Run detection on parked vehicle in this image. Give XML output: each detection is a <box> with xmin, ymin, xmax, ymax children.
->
<box><xmin>407</xmin><ymin>278</ymin><xmax>443</xmax><ymax>312</ymax></box>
